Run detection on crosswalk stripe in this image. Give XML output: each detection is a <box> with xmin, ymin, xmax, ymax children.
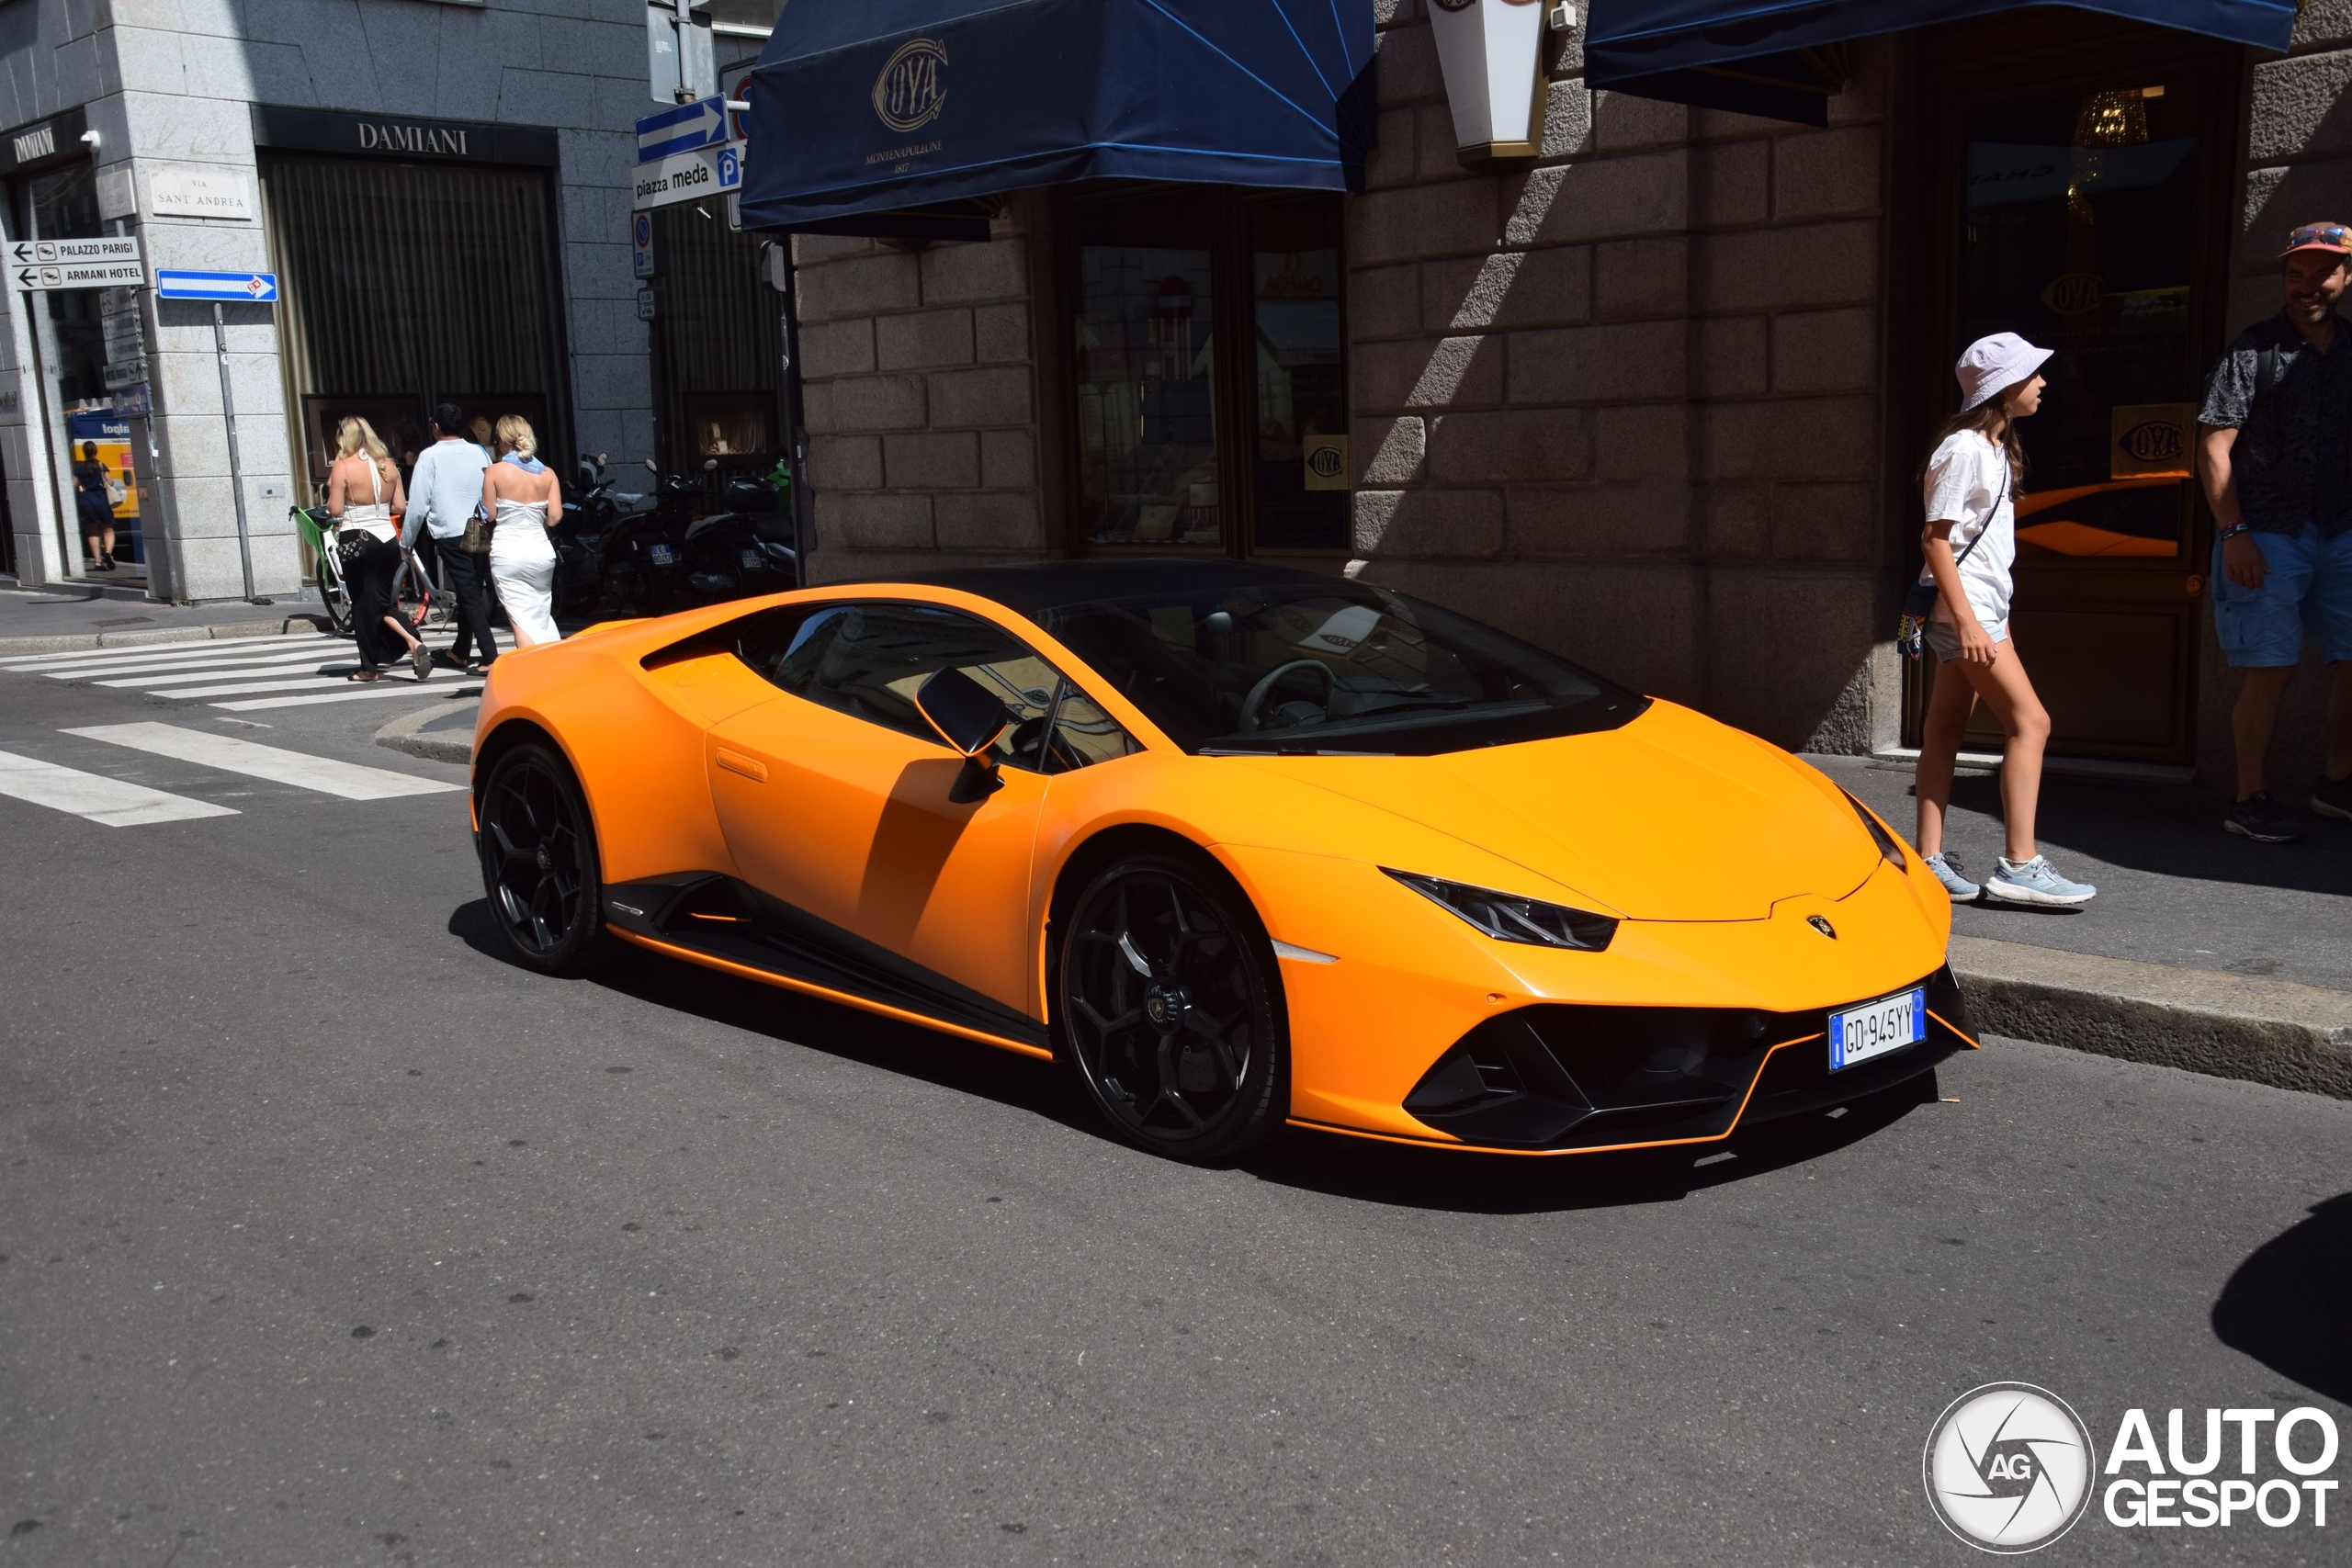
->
<box><xmin>96</xmin><ymin>654</ymin><xmax>356</xmax><ymax>688</ymax></box>
<box><xmin>0</xmin><ymin>633</ymin><xmax>322</xmax><ymax>668</ymax></box>
<box><xmin>0</xmin><ymin>746</ymin><xmax>241</xmax><ymax>827</ymax></box>
<box><xmin>62</xmin><ymin>722</ymin><xmax>466</xmax><ymax>800</ymax></box>
<box><xmin>33</xmin><ymin>639</ymin><xmax>346</xmax><ymax>679</ymax></box>
<box><xmin>209</xmin><ymin>683</ymin><xmax>483</xmax><ymax>713</ymax></box>
<box><xmin>145</xmin><ymin>674</ymin><xmax>385</xmax><ymax>700</ymax></box>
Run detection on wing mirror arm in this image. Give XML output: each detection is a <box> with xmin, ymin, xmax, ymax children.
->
<box><xmin>914</xmin><ymin>669</ymin><xmax>1012</xmax><ymax>804</ymax></box>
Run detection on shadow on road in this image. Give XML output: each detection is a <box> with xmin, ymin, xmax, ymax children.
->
<box><xmin>2211</xmin><ymin>1193</ymin><xmax>2352</xmax><ymax>1404</ymax></box>
<box><xmin>449</xmin><ymin>898</ymin><xmax>1945</xmax><ymax>1213</ymax></box>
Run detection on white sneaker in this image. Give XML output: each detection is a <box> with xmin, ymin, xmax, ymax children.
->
<box><xmin>1922</xmin><ymin>852</ymin><xmax>1980</xmax><ymax>902</ymax></box>
<box><xmin>1983</xmin><ymin>855</ymin><xmax>2096</xmax><ymax>908</ymax></box>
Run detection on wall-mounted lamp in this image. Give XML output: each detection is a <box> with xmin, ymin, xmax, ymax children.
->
<box><xmin>1429</xmin><ymin>0</ymin><xmax>1551</xmax><ymax>168</ymax></box>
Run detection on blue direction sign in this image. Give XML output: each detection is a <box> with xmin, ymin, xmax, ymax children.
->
<box><xmin>156</xmin><ymin>269</ymin><xmax>278</xmax><ymax>303</ymax></box>
<box><xmin>638</xmin><ymin>96</ymin><xmax>727</xmax><ymax>163</ymax></box>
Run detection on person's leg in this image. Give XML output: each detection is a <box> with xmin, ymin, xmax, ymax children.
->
<box><xmin>101</xmin><ymin>525</ymin><xmax>115</xmax><ymax>562</ymax></box>
<box><xmin>1950</xmin><ymin>637</ymin><xmax>2051</xmax><ymax>863</ymax></box>
<box><xmin>2216</xmin><ymin>527</ymin><xmax>2319</xmax><ymax>800</ymax></box>
<box><xmin>1915</xmin><ymin>653</ymin><xmax>1979</xmax><ymax>856</ymax></box>
<box><xmin>2232</xmin><ymin>665</ymin><xmax>2296</xmax><ymax>798</ymax></box>
<box><xmin>449</xmin><ymin>549</ymin><xmax>498</xmax><ymax>667</ymax></box>
<box><xmin>2304</xmin><ymin>526</ymin><xmax>2352</xmax><ymax>786</ymax></box>
<box><xmin>345</xmin><ymin>538</ymin><xmax>390</xmax><ymax>670</ymax></box>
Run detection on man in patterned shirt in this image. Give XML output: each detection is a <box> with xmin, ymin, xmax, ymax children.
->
<box><xmin>2196</xmin><ymin>221</ymin><xmax>2352</xmax><ymax>841</ymax></box>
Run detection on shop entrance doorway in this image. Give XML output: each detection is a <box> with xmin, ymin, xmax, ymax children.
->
<box><xmin>1908</xmin><ymin>17</ymin><xmax>2240</xmax><ymax>764</ymax></box>
<box><xmin>260</xmin><ymin>152</ymin><xmax>571</xmax><ymax>505</ymax></box>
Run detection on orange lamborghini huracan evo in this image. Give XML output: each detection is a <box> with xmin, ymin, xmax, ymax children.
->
<box><xmin>469</xmin><ymin>560</ymin><xmax>1975</xmax><ymax>1162</ymax></box>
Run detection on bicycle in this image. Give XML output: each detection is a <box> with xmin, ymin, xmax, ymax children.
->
<box><xmin>291</xmin><ymin>502</ymin><xmax>449</xmax><ymax>639</ymax></box>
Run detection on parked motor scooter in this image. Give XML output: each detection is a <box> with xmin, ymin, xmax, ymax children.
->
<box><xmin>556</xmin><ymin>456</ymin><xmax>695</xmax><ymax>617</ymax></box>
<box><xmin>678</xmin><ymin>458</ymin><xmax>797</xmax><ymax>606</ymax></box>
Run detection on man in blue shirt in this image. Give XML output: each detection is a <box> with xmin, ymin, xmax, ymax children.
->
<box><xmin>401</xmin><ymin>403</ymin><xmax>497</xmax><ymax>672</ymax></box>
<box><xmin>2197</xmin><ymin>222</ymin><xmax>2352</xmax><ymax>841</ymax></box>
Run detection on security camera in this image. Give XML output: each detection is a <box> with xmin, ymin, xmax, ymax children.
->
<box><xmin>79</xmin><ymin>129</ymin><xmax>100</xmax><ymax>148</ymax></box>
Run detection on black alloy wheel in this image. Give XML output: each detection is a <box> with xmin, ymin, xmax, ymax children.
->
<box><xmin>1058</xmin><ymin>852</ymin><xmax>1288</xmax><ymax>1161</ymax></box>
<box><xmin>477</xmin><ymin>742</ymin><xmax>604</xmax><ymax>975</ymax></box>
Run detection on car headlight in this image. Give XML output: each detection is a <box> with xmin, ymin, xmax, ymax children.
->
<box><xmin>1382</xmin><ymin>869</ymin><xmax>1617</xmax><ymax>953</ymax></box>
<box><xmin>1840</xmin><ymin>787</ymin><xmax>1908</xmax><ymax>871</ymax></box>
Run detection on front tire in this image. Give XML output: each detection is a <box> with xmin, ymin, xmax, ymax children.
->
<box><xmin>477</xmin><ymin>742</ymin><xmax>604</xmax><ymax>975</ymax></box>
<box><xmin>1057</xmin><ymin>852</ymin><xmax>1288</xmax><ymax>1162</ymax></box>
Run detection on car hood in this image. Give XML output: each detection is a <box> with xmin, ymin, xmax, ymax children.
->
<box><xmin>1250</xmin><ymin>700</ymin><xmax>1877</xmax><ymax>921</ymax></box>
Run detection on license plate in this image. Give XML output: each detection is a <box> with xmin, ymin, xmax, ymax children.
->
<box><xmin>1828</xmin><ymin>987</ymin><xmax>1925</xmax><ymax>1071</ymax></box>
<box><xmin>740</xmin><ymin>548</ymin><xmax>763</xmax><ymax>570</ymax></box>
<box><xmin>646</xmin><ymin>543</ymin><xmax>675</xmax><ymax>566</ymax></box>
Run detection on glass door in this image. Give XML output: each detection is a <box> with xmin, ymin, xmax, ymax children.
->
<box><xmin>1915</xmin><ymin>23</ymin><xmax>2238</xmax><ymax>763</ymax></box>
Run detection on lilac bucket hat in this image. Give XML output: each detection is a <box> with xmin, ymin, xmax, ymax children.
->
<box><xmin>1956</xmin><ymin>333</ymin><xmax>2053</xmax><ymax>412</ymax></box>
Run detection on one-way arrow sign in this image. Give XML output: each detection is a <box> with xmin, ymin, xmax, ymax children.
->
<box><xmin>638</xmin><ymin>96</ymin><xmax>727</xmax><ymax>163</ymax></box>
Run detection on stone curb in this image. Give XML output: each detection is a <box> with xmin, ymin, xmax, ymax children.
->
<box><xmin>1951</xmin><ymin>934</ymin><xmax>2352</xmax><ymax>1100</ymax></box>
<box><xmin>0</xmin><ymin>617</ymin><xmax>327</xmax><ymax>656</ymax></box>
<box><xmin>375</xmin><ymin>703</ymin><xmax>474</xmax><ymax>767</ymax></box>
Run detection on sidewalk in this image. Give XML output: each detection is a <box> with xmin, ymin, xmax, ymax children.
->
<box><xmin>1813</xmin><ymin>752</ymin><xmax>2352</xmax><ymax>1098</ymax></box>
<box><xmin>0</xmin><ymin>582</ymin><xmax>328</xmax><ymax>654</ymax></box>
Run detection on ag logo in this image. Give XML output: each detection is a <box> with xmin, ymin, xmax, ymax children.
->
<box><xmin>874</xmin><ymin>38</ymin><xmax>948</xmax><ymax>133</ymax></box>
<box><xmin>1924</xmin><ymin>1382</ymin><xmax>2095</xmax><ymax>1553</ymax></box>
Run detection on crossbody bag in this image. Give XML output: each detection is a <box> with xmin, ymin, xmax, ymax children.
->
<box><xmin>1897</xmin><ymin>460</ymin><xmax>2009</xmax><ymax>660</ymax></box>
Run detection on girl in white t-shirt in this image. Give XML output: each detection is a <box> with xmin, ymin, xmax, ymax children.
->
<box><xmin>1913</xmin><ymin>333</ymin><xmax>2096</xmax><ymax>908</ymax></box>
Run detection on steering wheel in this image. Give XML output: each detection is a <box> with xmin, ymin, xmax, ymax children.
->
<box><xmin>1238</xmin><ymin>659</ymin><xmax>1336</xmax><ymax>733</ymax></box>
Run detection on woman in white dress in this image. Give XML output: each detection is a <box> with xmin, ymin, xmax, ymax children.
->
<box><xmin>481</xmin><ymin>414</ymin><xmax>563</xmax><ymax>648</ymax></box>
<box><xmin>327</xmin><ymin>417</ymin><xmax>429</xmax><ymax>682</ymax></box>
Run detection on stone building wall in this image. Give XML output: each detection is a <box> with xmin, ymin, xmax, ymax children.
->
<box><xmin>0</xmin><ymin>0</ymin><xmax>663</xmax><ymax>598</ymax></box>
<box><xmin>1348</xmin><ymin>2</ymin><xmax>1895</xmax><ymax>753</ymax></box>
<box><xmin>2201</xmin><ymin>1</ymin><xmax>2352</xmax><ymax>788</ymax></box>
<box><xmin>789</xmin><ymin>202</ymin><xmax>1048</xmax><ymax>586</ymax></box>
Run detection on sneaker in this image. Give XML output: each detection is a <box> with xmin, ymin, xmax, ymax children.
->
<box><xmin>2224</xmin><ymin>791</ymin><xmax>2301</xmax><ymax>843</ymax></box>
<box><xmin>1922</xmin><ymin>852</ymin><xmax>1981</xmax><ymax>903</ymax></box>
<box><xmin>1983</xmin><ymin>855</ymin><xmax>2097</xmax><ymax>908</ymax></box>
<box><xmin>2314</xmin><ymin>774</ymin><xmax>2352</xmax><ymax>824</ymax></box>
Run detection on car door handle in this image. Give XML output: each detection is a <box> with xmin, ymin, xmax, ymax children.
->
<box><xmin>715</xmin><ymin>748</ymin><xmax>767</xmax><ymax>783</ymax></box>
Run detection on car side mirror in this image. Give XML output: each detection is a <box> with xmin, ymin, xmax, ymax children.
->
<box><xmin>915</xmin><ymin>668</ymin><xmax>1010</xmax><ymax>803</ymax></box>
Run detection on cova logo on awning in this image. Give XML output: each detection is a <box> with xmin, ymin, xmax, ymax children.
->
<box><xmin>874</xmin><ymin>38</ymin><xmax>949</xmax><ymax>134</ymax></box>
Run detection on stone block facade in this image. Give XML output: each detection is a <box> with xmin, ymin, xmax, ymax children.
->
<box><xmin>791</xmin><ymin>203</ymin><xmax>1048</xmax><ymax>583</ymax></box>
<box><xmin>1349</xmin><ymin>5</ymin><xmax>1894</xmax><ymax>747</ymax></box>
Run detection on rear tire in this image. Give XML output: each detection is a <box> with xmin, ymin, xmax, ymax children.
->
<box><xmin>476</xmin><ymin>741</ymin><xmax>604</xmax><ymax>976</ymax></box>
<box><xmin>314</xmin><ymin>558</ymin><xmax>351</xmax><ymax>636</ymax></box>
<box><xmin>1056</xmin><ymin>852</ymin><xmax>1288</xmax><ymax>1163</ymax></box>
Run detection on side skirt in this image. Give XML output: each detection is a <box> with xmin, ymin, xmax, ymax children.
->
<box><xmin>602</xmin><ymin>873</ymin><xmax>1052</xmax><ymax>1059</ymax></box>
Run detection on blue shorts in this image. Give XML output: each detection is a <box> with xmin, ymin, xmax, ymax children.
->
<box><xmin>2213</xmin><ymin>524</ymin><xmax>2352</xmax><ymax>667</ymax></box>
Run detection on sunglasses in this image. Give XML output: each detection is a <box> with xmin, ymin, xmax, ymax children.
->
<box><xmin>2286</xmin><ymin>223</ymin><xmax>2351</xmax><ymax>249</ymax></box>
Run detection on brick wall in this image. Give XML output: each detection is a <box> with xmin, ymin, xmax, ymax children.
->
<box><xmin>1348</xmin><ymin>3</ymin><xmax>1894</xmax><ymax>752</ymax></box>
<box><xmin>791</xmin><ymin>204</ymin><xmax>1047</xmax><ymax>584</ymax></box>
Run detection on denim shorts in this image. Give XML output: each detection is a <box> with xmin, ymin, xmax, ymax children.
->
<box><xmin>2212</xmin><ymin>524</ymin><xmax>2352</xmax><ymax>667</ymax></box>
<box><xmin>1927</xmin><ymin>615</ymin><xmax>2009</xmax><ymax>663</ymax></box>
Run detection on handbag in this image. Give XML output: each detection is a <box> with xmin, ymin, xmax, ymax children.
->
<box><xmin>460</xmin><ymin>510</ymin><xmax>492</xmax><ymax>554</ymax></box>
<box><xmin>1897</xmin><ymin>462</ymin><xmax>2008</xmax><ymax>660</ymax></box>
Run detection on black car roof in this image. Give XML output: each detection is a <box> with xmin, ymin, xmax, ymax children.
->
<box><xmin>848</xmin><ymin>558</ymin><xmax>1343</xmax><ymax>615</ymax></box>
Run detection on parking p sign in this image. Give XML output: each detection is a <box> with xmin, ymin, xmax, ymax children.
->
<box><xmin>633</xmin><ymin>210</ymin><xmax>656</xmax><ymax>280</ymax></box>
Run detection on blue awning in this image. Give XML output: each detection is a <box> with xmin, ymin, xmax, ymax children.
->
<box><xmin>738</xmin><ymin>0</ymin><xmax>1375</xmax><ymax>234</ymax></box>
<box><xmin>1585</xmin><ymin>2</ymin><xmax>2296</xmax><ymax>125</ymax></box>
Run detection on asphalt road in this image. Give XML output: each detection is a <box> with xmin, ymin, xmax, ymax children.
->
<box><xmin>3</xmin><ymin>671</ymin><xmax>2347</xmax><ymax>1566</ymax></box>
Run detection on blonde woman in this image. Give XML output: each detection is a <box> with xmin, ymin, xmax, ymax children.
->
<box><xmin>327</xmin><ymin>417</ymin><xmax>428</xmax><ymax>682</ymax></box>
<box><xmin>482</xmin><ymin>414</ymin><xmax>563</xmax><ymax>647</ymax></box>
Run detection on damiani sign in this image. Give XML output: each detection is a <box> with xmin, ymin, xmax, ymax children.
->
<box><xmin>356</xmin><ymin>121</ymin><xmax>471</xmax><ymax>156</ymax></box>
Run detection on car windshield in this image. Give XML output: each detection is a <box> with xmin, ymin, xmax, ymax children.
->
<box><xmin>1029</xmin><ymin>581</ymin><xmax>1646</xmax><ymax>756</ymax></box>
